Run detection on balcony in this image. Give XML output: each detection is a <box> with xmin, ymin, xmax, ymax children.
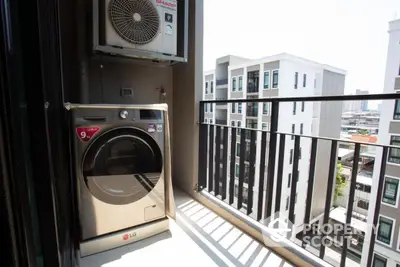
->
<box><xmin>199</xmin><ymin>94</ymin><xmax>400</xmax><ymax>267</ymax></box>
<box><xmin>246</xmin><ymin>107</ymin><xmax>258</xmax><ymax>117</ymax></box>
<box><xmin>216</xmin><ymin>78</ymin><xmax>228</xmax><ymax>86</ymax></box>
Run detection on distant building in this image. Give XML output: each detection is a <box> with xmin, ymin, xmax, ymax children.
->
<box><xmin>343</xmin><ymin>90</ymin><xmax>370</xmax><ymax>112</ymax></box>
<box><xmin>356</xmin><ymin>89</ymin><xmax>369</xmax><ymax>111</ymax></box>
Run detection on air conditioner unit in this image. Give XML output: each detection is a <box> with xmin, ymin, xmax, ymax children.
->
<box><xmin>102</xmin><ymin>0</ymin><xmax>178</xmax><ymax>56</ymax></box>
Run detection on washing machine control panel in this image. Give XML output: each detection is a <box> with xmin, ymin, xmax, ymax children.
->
<box><xmin>119</xmin><ymin>110</ymin><xmax>129</xmax><ymax>119</ymax></box>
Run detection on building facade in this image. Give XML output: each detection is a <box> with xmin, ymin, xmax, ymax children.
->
<box><xmin>362</xmin><ymin>19</ymin><xmax>400</xmax><ymax>267</ymax></box>
<box><xmin>203</xmin><ymin>53</ymin><xmax>346</xmax><ymax>230</ymax></box>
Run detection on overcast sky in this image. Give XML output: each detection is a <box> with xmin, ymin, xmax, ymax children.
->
<box><xmin>203</xmin><ymin>0</ymin><xmax>400</xmax><ymax>96</ymax></box>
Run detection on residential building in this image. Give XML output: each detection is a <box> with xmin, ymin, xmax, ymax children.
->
<box><xmin>204</xmin><ymin>53</ymin><xmax>346</xmax><ymax>230</ymax></box>
<box><xmin>341</xmin><ymin>111</ymin><xmax>380</xmax><ymax>135</ymax></box>
<box><xmin>357</xmin><ymin>89</ymin><xmax>370</xmax><ymax>112</ymax></box>
<box><xmin>361</xmin><ymin>19</ymin><xmax>400</xmax><ymax>267</ymax></box>
<box><xmin>343</xmin><ymin>90</ymin><xmax>370</xmax><ymax>113</ymax></box>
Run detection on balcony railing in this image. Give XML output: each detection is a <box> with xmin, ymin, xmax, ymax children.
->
<box><xmin>198</xmin><ymin>93</ymin><xmax>400</xmax><ymax>267</ymax></box>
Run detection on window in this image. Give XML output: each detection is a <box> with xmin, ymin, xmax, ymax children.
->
<box><xmin>303</xmin><ymin>74</ymin><xmax>307</xmax><ymax>87</ymax></box>
<box><xmin>314</xmin><ymin>78</ymin><xmax>317</xmax><ymax>89</ymax></box>
<box><xmin>237</xmin><ymin>121</ymin><xmax>241</xmax><ymax>136</ymax></box>
<box><xmin>394</xmin><ymin>100</ymin><xmax>400</xmax><ymax>120</ymax></box>
<box><xmin>300</xmin><ymin>123</ymin><xmax>304</xmax><ymax>135</ymax></box>
<box><xmin>294</xmin><ymin>72</ymin><xmax>298</xmax><ymax>89</ymax></box>
<box><xmin>205</xmin><ymin>104</ymin><xmax>208</xmax><ymax>113</ymax></box>
<box><xmin>389</xmin><ymin>136</ymin><xmax>400</xmax><ymax>164</ymax></box>
<box><xmin>238</xmin><ymin>76</ymin><xmax>243</xmax><ymax>91</ymax></box>
<box><xmin>204</xmin><ymin>118</ymin><xmax>208</xmax><ymax>123</ymax></box>
<box><xmin>231</xmin><ymin>103</ymin><xmax>236</xmax><ymax>113</ymax></box>
<box><xmin>210</xmin><ymin>81</ymin><xmax>214</xmax><ymax>93</ymax></box>
<box><xmin>235</xmin><ymin>164</ymin><xmax>240</xmax><ymax>178</ymax></box>
<box><xmin>264</xmin><ymin>71</ymin><xmax>270</xmax><ymax>89</ymax></box>
<box><xmin>291</xmin><ymin>124</ymin><xmax>295</xmax><ymax>140</ymax></box>
<box><xmin>238</xmin><ymin>103</ymin><xmax>242</xmax><ymax>114</ymax></box>
<box><xmin>205</xmin><ymin>81</ymin><xmax>209</xmax><ymax>94</ymax></box>
<box><xmin>263</xmin><ymin>103</ymin><xmax>269</xmax><ymax>115</ymax></box>
<box><xmin>382</xmin><ymin>177</ymin><xmax>399</xmax><ymax>206</ymax></box>
<box><xmin>357</xmin><ymin>200</ymin><xmax>369</xmax><ymax>210</ymax></box>
<box><xmin>373</xmin><ymin>254</ymin><xmax>387</xmax><ymax>267</ymax></box>
<box><xmin>285</xmin><ymin>197</ymin><xmax>289</xmax><ymax>210</ymax></box>
<box><xmin>232</xmin><ymin>77</ymin><xmax>237</xmax><ymax>91</ymax></box>
<box><xmin>288</xmin><ymin>173</ymin><xmax>292</xmax><ymax>188</ymax></box>
<box><xmin>290</xmin><ymin>149</ymin><xmax>293</xmax><ymax>164</ymax></box>
<box><xmin>236</xmin><ymin>143</ymin><xmax>240</xmax><ymax>157</ymax></box>
<box><xmin>293</xmin><ymin>102</ymin><xmax>296</xmax><ymax>115</ymax></box>
<box><xmin>262</xmin><ymin>123</ymin><xmax>269</xmax><ymax>131</ymax></box>
<box><xmin>209</xmin><ymin>119</ymin><xmax>213</xmax><ymax>124</ymax></box>
<box><xmin>301</xmin><ymin>101</ymin><xmax>305</xmax><ymax>112</ymax></box>
<box><xmin>377</xmin><ymin>216</ymin><xmax>394</xmax><ymax>245</ymax></box>
<box><xmin>210</xmin><ymin>104</ymin><xmax>213</xmax><ymax>112</ymax></box>
<box><xmin>272</xmin><ymin>70</ymin><xmax>279</xmax><ymax>88</ymax></box>
<box><xmin>231</xmin><ymin>121</ymin><xmax>236</xmax><ymax>127</ymax></box>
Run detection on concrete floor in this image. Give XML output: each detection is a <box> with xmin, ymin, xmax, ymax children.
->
<box><xmin>80</xmin><ymin>189</ymin><xmax>293</xmax><ymax>267</ymax></box>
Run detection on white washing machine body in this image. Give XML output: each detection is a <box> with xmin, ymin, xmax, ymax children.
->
<box><xmin>69</xmin><ymin>104</ymin><xmax>166</xmax><ymax>243</ymax></box>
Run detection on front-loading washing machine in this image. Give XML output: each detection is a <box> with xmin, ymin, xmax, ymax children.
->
<box><xmin>66</xmin><ymin>103</ymin><xmax>171</xmax><ymax>256</ymax></box>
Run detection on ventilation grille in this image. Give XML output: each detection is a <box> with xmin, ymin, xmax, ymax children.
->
<box><xmin>109</xmin><ymin>0</ymin><xmax>160</xmax><ymax>45</ymax></box>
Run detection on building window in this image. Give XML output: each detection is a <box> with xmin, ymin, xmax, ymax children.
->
<box><xmin>290</xmin><ymin>149</ymin><xmax>293</xmax><ymax>164</ymax></box>
<box><xmin>235</xmin><ymin>164</ymin><xmax>240</xmax><ymax>178</ymax></box>
<box><xmin>237</xmin><ymin>121</ymin><xmax>241</xmax><ymax>136</ymax></box>
<box><xmin>238</xmin><ymin>103</ymin><xmax>242</xmax><ymax>114</ymax></box>
<box><xmin>231</xmin><ymin>121</ymin><xmax>236</xmax><ymax>127</ymax></box>
<box><xmin>357</xmin><ymin>200</ymin><xmax>369</xmax><ymax>210</ymax></box>
<box><xmin>231</xmin><ymin>103</ymin><xmax>236</xmax><ymax>113</ymax></box>
<box><xmin>272</xmin><ymin>70</ymin><xmax>279</xmax><ymax>88</ymax></box>
<box><xmin>262</xmin><ymin>123</ymin><xmax>269</xmax><ymax>131</ymax></box>
<box><xmin>264</xmin><ymin>71</ymin><xmax>270</xmax><ymax>89</ymax></box>
<box><xmin>209</xmin><ymin>119</ymin><xmax>213</xmax><ymax>124</ymax></box>
<box><xmin>376</xmin><ymin>216</ymin><xmax>394</xmax><ymax>245</ymax></box>
<box><xmin>288</xmin><ymin>173</ymin><xmax>292</xmax><ymax>188</ymax></box>
<box><xmin>285</xmin><ymin>197</ymin><xmax>289</xmax><ymax>210</ymax></box>
<box><xmin>205</xmin><ymin>104</ymin><xmax>208</xmax><ymax>113</ymax></box>
<box><xmin>263</xmin><ymin>103</ymin><xmax>270</xmax><ymax>115</ymax></box>
<box><xmin>291</xmin><ymin>124</ymin><xmax>295</xmax><ymax>140</ymax></box>
<box><xmin>204</xmin><ymin>118</ymin><xmax>208</xmax><ymax>123</ymax></box>
<box><xmin>238</xmin><ymin>76</ymin><xmax>243</xmax><ymax>91</ymax></box>
<box><xmin>205</xmin><ymin>81</ymin><xmax>209</xmax><ymax>94</ymax></box>
<box><xmin>382</xmin><ymin>177</ymin><xmax>399</xmax><ymax>206</ymax></box>
<box><xmin>300</xmin><ymin>123</ymin><xmax>304</xmax><ymax>135</ymax></box>
<box><xmin>394</xmin><ymin>100</ymin><xmax>400</xmax><ymax>120</ymax></box>
<box><xmin>293</xmin><ymin>102</ymin><xmax>296</xmax><ymax>115</ymax></box>
<box><xmin>294</xmin><ymin>72</ymin><xmax>298</xmax><ymax>89</ymax></box>
<box><xmin>389</xmin><ymin>136</ymin><xmax>400</xmax><ymax>164</ymax></box>
<box><xmin>303</xmin><ymin>74</ymin><xmax>307</xmax><ymax>87</ymax></box>
<box><xmin>314</xmin><ymin>78</ymin><xmax>317</xmax><ymax>89</ymax></box>
<box><xmin>236</xmin><ymin>143</ymin><xmax>240</xmax><ymax>157</ymax></box>
<box><xmin>210</xmin><ymin>104</ymin><xmax>213</xmax><ymax>113</ymax></box>
<box><xmin>210</xmin><ymin>81</ymin><xmax>214</xmax><ymax>93</ymax></box>
<box><xmin>232</xmin><ymin>77</ymin><xmax>237</xmax><ymax>91</ymax></box>
<box><xmin>301</xmin><ymin>101</ymin><xmax>305</xmax><ymax>112</ymax></box>
<box><xmin>373</xmin><ymin>254</ymin><xmax>387</xmax><ymax>267</ymax></box>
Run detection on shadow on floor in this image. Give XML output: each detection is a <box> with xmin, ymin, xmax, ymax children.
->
<box><xmin>174</xmin><ymin>190</ymin><xmax>292</xmax><ymax>267</ymax></box>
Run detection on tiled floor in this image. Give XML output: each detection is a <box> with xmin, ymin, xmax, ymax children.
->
<box><xmin>80</xmin><ymin>189</ymin><xmax>292</xmax><ymax>267</ymax></box>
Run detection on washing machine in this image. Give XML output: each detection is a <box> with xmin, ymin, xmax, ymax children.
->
<box><xmin>67</xmin><ymin>103</ymin><xmax>170</xmax><ymax>256</ymax></box>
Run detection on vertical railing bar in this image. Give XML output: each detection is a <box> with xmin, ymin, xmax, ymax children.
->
<box><xmin>265</xmin><ymin>100</ymin><xmax>279</xmax><ymax>219</ymax></box>
<box><xmin>214</xmin><ymin>126</ymin><xmax>221</xmax><ymax>196</ymax></box>
<box><xmin>289</xmin><ymin>135</ymin><xmax>300</xmax><ymax>224</ymax></box>
<box><xmin>247</xmin><ymin>130</ymin><xmax>257</xmax><ymax>215</ymax></box>
<box><xmin>198</xmin><ymin>102</ymin><xmax>207</xmax><ymax>190</ymax></box>
<box><xmin>319</xmin><ymin>140</ymin><xmax>338</xmax><ymax>259</ymax></box>
<box><xmin>257</xmin><ymin>131</ymin><xmax>267</xmax><ymax>221</ymax></box>
<box><xmin>208</xmin><ymin>125</ymin><xmax>215</xmax><ymax>193</ymax></box>
<box><xmin>275</xmin><ymin>134</ymin><xmax>286</xmax><ymax>213</ymax></box>
<box><xmin>302</xmin><ymin>137</ymin><xmax>318</xmax><ymax>248</ymax></box>
<box><xmin>366</xmin><ymin>147</ymin><xmax>389</xmax><ymax>266</ymax></box>
<box><xmin>340</xmin><ymin>143</ymin><xmax>360</xmax><ymax>267</ymax></box>
<box><xmin>237</xmin><ymin>129</ymin><xmax>246</xmax><ymax>210</ymax></box>
<box><xmin>229</xmin><ymin>128</ymin><xmax>237</xmax><ymax>204</ymax></box>
<box><xmin>222</xmin><ymin>127</ymin><xmax>228</xmax><ymax>200</ymax></box>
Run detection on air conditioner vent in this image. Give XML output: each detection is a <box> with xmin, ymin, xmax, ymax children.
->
<box><xmin>109</xmin><ymin>0</ymin><xmax>160</xmax><ymax>45</ymax></box>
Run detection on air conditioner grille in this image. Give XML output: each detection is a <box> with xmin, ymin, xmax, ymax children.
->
<box><xmin>109</xmin><ymin>0</ymin><xmax>160</xmax><ymax>45</ymax></box>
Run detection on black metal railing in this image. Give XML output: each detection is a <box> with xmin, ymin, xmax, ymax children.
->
<box><xmin>198</xmin><ymin>93</ymin><xmax>400</xmax><ymax>267</ymax></box>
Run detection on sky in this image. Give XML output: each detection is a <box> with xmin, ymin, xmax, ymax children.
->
<box><xmin>203</xmin><ymin>0</ymin><xmax>400</xmax><ymax>97</ymax></box>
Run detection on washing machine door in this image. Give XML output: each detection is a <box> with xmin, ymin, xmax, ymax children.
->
<box><xmin>82</xmin><ymin>127</ymin><xmax>163</xmax><ymax>205</ymax></box>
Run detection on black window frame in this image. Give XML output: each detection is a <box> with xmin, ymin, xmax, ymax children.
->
<box><xmin>382</xmin><ymin>177</ymin><xmax>399</xmax><ymax>206</ymax></box>
<box><xmin>288</xmin><ymin>173</ymin><xmax>292</xmax><ymax>188</ymax></box>
<box><xmin>290</xmin><ymin>149</ymin><xmax>293</xmax><ymax>164</ymax></box>
<box><xmin>291</xmin><ymin>124</ymin><xmax>295</xmax><ymax>140</ymax></box>
<box><xmin>300</xmin><ymin>123</ymin><xmax>304</xmax><ymax>135</ymax></box>
<box><xmin>232</xmin><ymin>77</ymin><xmax>237</xmax><ymax>91</ymax></box>
<box><xmin>264</xmin><ymin>71</ymin><xmax>270</xmax><ymax>89</ymax></box>
<box><xmin>238</xmin><ymin>76</ymin><xmax>243</xmax><ymax>91</ymax></box>
<box><xmin>301</xmin><ymin>101</ymin><xmax>305</xmax><ymax>112</ymax></box>
<box><xmin>373</xmin><ymin>254</ymin><xmax>387</xmax><ymax>267</ymax></box>
<box><xmin>272</xmin><ymin>70</ymin><xmax>279</xmax><ymax>88</ymax></box>
<box><xmin>376</xmin><ymin>216</ymin><xmax>394</xmax><ymax>245</ymax></box>
<box><xmin>293</xmin><ymin>102</ymin><xmax>296</xmax><ymax>115</ymax></box>
<box><xmin>388</xmin><ymin>136</ymin><xmax>400</xmax><ymax>164</ymax></box>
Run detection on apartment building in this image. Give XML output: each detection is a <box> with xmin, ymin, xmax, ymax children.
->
<box><xmin>203</xmin><ymin>53</ymin><xmax>346</xmax><ymax>230</ymax></box>
<box><xmin>361</xmin><ymin>19</ymin><xmax>400</xmax><ymax>267</ymax></box>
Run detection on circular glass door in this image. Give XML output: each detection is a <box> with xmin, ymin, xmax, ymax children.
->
<box><xmin>82</xmin><ymin>127</ymin><xmax>162</xmax><ymax>205</ymax></box>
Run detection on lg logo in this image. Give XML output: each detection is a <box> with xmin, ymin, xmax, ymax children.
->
<box><xmin>122</xmin><ymin>232</ymin><xmax>137</xmax><ymax>240</ymax></box>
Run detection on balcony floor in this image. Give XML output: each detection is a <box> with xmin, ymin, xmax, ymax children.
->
<box><xmin>80</xmin><ymin>189</ymin><xmax>293</xmax><ymax>267</ymax></box>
